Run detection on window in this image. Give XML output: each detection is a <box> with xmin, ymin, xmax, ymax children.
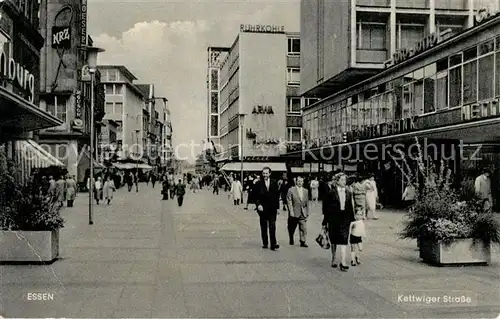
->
<box><xmin>463</xmin><ymin>60</ymin><xmax>477</xmax><ymax>104</ymax></box>
<box><xmin>210</xmin><ymin>115</ymin><xmax>218</xmax><ymax>137</ymax></box>
<box><xmin>397</xmin><ymin>24</ymin><xmax>424</xmax><ymax>49</ymax></box>
<box><xmin>288</xmin><ymin>128</ymin><xmax>302</xmax><ymax>142</ymax></box>
<box><xmin>478</xmin><ymin>40</ymin><xmax>495</xmax><ymax>101</ymax></box>
<box><xmin>357</xmin><ymin>22</ymin><xmax>386</xmax><ymax>50</ymax></box>
<box><xmin>108</xmin><ymin>70</ymin><xmax>117</xmax><ymax>81</ymax></box>
<box><xmin>46</xmin><ymin>96</ymin><xmax>67</xmax><ymax>123</ymax></box>
<box><xmin>105</xmin><ymin>102</ymin><xmax>113</xmax><ymax>114</ymax></box>
<box><xmin>211</xmin><ymin>69</ymin><xmax>218</xmax><ymax>90</ymax></box>
<box><xmin>105</xmin><ymin>85</ymin><xmax>113</xmax><ymax>95</ymax></box>
<box><xmin>211</xmin><ymin>92</ymin><xmax>218</xmax><ymax>113</ymax></box>
<box><xmin>287</xmin><ymin>68</ymin><xmax>300</xmax><ymax>85</ymax></box>
<box><xmin>305</xmin><ymin>98</ymin><xmax>320</xmax><ymax>107</ymax></box>
<box><xmin>288</xmin><ymin>97</ymin><xmax>301</xmax><ymax>113</ymax></box>
<box><xmin>114</xmin><ymin>102</ymin><xmax>123</xmax><ymax>114</ymax></box>
<box><xmin>114</xmin><ymin>84</ymin><xmax>123</xmax><ymax>95</ymax></box>
<box><xmin>449</xmin><ymin>67</ymin><xmax>462</xmax><ymax>107</ymax></box>
<box><xmin>288</xmin><ymin>38</ymin><xmax>300</xmax><ymax>55</ymax></box>
<box><xmin>424</xmin><ymin>64</ymin><xmax>436</xmax><ymax>113</ymax></box>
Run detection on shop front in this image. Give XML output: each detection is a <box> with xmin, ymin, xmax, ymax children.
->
<box><xmin>293</xmin><ymin>15</ymin><xmax>500</xmax><ymax>207</ymax></box>
<box><xmin>0</xmin><ymin>3</ymin><xmax>63</xmax><ymax>180</ymax></box>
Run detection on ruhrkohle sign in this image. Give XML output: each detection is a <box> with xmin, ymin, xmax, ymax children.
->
<box><xmin>240</xmin><ymin>24</ymin><xmax>285</xmax><ymax>33</ymax></box>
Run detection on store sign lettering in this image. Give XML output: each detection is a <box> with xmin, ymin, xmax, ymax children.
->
<box><xmin>0</xmin><ymin>48</ymin><xmax>35</xmax><ymax>103</ymax></box>
<box><xmin>392</xmin><ymin>33</ymin><xmax>439</xmax><ymax>65</ymax></box>
<box><xmin>52</xmin><ymin>26</ymin><xmax>71</xmax><ymax>48</ymax></box>
<box><xmin>80</xmin><ymin>0</ymin><xmax>87</xmax><ymax>45</ymax></box>
<box><xmin>240</xmin><ymin>24</ymin><xmax>285</xmax><ymax>33</ymax></box>
<box><xmin>475</xmin><ymin>7</ymin><xmax>500</xmax><ymax>25</ymax></box>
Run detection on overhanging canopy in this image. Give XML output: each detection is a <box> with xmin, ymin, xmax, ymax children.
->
<box><xmin>113</xmin><ymin>162</ymin><xmax>135</xmax><ymax>170</ymax></box>
<box><xmin>15</xmin><ymin>139</ymin><xmax>65</xmax><ymax>167</ymax></box>
<box><xmin>0</xmin><ymin>86</ymin><xmax>62</xmax><ymax>132</ymax></box>
<box><xmin>221</xmin><ymin>162</ymin><xmax>287</xmax><ymax>172</ymax></box>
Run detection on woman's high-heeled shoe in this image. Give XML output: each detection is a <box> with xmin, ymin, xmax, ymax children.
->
<box><xmin>351</xmin><ymin>260</ymin><xmax>356</xmax><ymax>266</ymax></box>
<box><xmin>339</xmin><ymin>264</ymin><xmax>349</xmax><ymax>272</ymax></box>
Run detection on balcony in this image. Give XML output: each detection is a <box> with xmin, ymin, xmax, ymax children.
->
<box><xmin>356</xmin><ymin>49</ymin><xmax>388</xmax><ymax>64</ymax></box>
<box><xmin>286</xmin><ymin>115</ymin><xmax>302</xmax><ymax>127</ymax></box>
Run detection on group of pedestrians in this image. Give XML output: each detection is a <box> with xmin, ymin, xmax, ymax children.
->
<box><xmin>240</xmin><ymin>167</ymin><xmax>375</xmax><ymax>272</ymax></box>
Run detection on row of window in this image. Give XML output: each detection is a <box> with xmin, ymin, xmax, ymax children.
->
<box><xmin>105</xmin><ymin>102</ymin><xmax>123</xmax><ymax>115</ymax></box>
<box><xmin>303</xmin><ymin>35</ymin><xmax>500</xmax><ymax>144</ymax></box>
<box><xmin>356</xmin><ymin>21</ymin><xmax>464</xmax><ymax>51</ymax></box>
<box><xmin>288</xmin><ymin>97</ymin><xmax>321</xmax><ymax>113</ymax></box>
<box><xmin>105</xmin><ymin>84</ymin><xmax>124</xmax><ymax>95</ymax></box>
<box><xmin>287</xmin><ymin>68</ymin><xmax>300</xmax><ymax>85</ymax></box>
<box><xmin>288</xmin><ymin>38</ymin><xmax>300</xmax><ymax>55</ymax></box>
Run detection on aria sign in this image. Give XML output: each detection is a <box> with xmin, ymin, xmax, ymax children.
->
<box><xmin>240</xmin><ymin>24</ymin><xmax>285</xmax><ymax>33</ymax></box>
<box><xmin>0</xmin><ymin>45</ymin><xmax>35</xmax><ymax>103</ymax></box>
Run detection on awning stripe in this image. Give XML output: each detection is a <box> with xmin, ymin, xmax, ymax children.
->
<box><xmin>221</xmin><ymin>162</ymin><xmax>287</xmax><ymax>172</ymax></box>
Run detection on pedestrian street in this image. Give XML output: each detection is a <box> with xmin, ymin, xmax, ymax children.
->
<box><xmin>1</xmin><ymin>186</ymin><xmax>499</xmax><ymax>318</ymax></box>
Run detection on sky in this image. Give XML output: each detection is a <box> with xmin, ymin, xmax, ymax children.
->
<box><xmin>87</xmin><ymin>0</ymin><xmax>300</xmax><ymax>163</ymax></box>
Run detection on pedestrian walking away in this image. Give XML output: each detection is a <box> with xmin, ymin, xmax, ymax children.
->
<box><xmin>161</xmin><ymin>176</ymin><xmax>169</xmax><ymax>200</ymax></box>
<box><xmin>286</xmin><ymin>176</ymin><xmax>309</xmax><ymax>247</ymax></box>
<box><xmin>254</xmin><ymin>167</ymin><xmax>280</xmax><ymax>251</ymax></box>
<box><xmin>175</xmin><ymin>179</ymin><xmax>186</xmax><ymax>206</ymax></box>
<box><xmin>103</xmin><ymin>176</ymin><xmax>116</xmax><ymax>204</ymax></box>
<box><xmin>65</xmin><ymin>175</ymin><xmax>77</xmax><ymax>207</ymax></box>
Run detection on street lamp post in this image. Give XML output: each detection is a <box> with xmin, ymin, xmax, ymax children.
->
<box><xmin>239</xmin><ymin>113</ymin><xmax>246</xmax><ymax>188</ymax></box>
<box><xmin>135</xmin><ymin>129</ymin><xmax>140</xmax><ymax>192</ymax></box>
<box><xmin>83</xmin><ymin>46</ymin><xmax>105</xmax><ymax>225</ymax></box>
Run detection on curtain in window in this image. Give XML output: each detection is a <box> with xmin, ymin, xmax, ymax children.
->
<box><xmin>463</xmin><ymin>61</ymin><xmax>477</xmax><ymax>104</ymax></box>
<box><xmin>435</xmin><ymin>71</ymin><xmax>448</xmax><ymax>110</ymax></box>
<box><xmin>449</xmin><ymin>67</ymin><xmax>462</xmax><ymax>107</ymax></box>
<box><xmin>478</xmin><ymin>55</ymin><xmax>494</xmax><ymax>101</ymax></box>
<box><xmin>398</xmin><ymin>25</ymin><xmax>424</xmax><ymax>49</ymax></box>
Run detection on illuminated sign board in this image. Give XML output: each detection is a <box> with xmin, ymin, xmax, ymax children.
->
<box><xmin>80</xmin><ymin>0</ymin><xmax>87</xmax><ymax>45</ymax></box>
<box><xmin>0</xmin><ymin>44</ymin><xmax>35</xmax><ymax>103</ymax></box>
<box><xmin>240</xmin><ymin>24</ymin><xmax>285</xmax><ymax>33</ymax></box>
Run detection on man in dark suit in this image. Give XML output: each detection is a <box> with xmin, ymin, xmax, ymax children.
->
<box><xmin>255</xmin><ymin>167</ymin><xmax>280</xmax><ymax>250</ymax></box>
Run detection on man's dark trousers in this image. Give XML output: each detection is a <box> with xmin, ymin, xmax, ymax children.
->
<box><xmin>259</xmin><ymin>212</ymin><xmax>277</xmax><ymax>248</ymax></box>
<box><xmin>177</xmin><ymin>195</ymin><xmax>184</xmax><ymax>206</ymax></box>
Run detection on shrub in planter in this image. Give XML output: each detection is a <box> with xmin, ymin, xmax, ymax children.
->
<box><xmin>0</xmin><ymin>150</ymin><xmax>64</xmax><ymax>262</ymax></box>
<box><xmin>392</xmin><ymin>138</ymin><xmax>500</xmax><ymax>265</ymax></box>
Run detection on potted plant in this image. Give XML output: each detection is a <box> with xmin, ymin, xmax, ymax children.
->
<box><xmin>0</xmin><ymin>151</ymin><xmax>64</xmax><ymax>263</ymax></box>
<box><xmin>393</xmin><ymin>138</ymin><xmax>500</xmax><ymax>266</ymax></box>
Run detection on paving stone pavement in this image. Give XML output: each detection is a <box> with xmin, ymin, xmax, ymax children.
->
<box><xmin>0</xmin><ymin>185</ymin><xmax>499</xmax><ymax>318</ymax></box>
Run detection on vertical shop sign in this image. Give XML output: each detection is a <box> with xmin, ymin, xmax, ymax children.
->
<box><xmin>80</xmin><ymin>0</ymin><xmax>87</xmax><ymax>45</ymax></box>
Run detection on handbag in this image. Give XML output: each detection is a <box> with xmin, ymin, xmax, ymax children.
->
<box><xmin>315</xmin><ymin>226</ymin><xmax>331</xmax><ymax>249</ymax></box>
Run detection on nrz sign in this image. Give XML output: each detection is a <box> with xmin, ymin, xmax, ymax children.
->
<box><xmin>52</xmin><ymin>26</ymin><xmax>71</xmax><ymax>48</ymax></box>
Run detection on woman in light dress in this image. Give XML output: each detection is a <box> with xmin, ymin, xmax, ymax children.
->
<box><xmin>365</xmin><ymin>174</ymin><xmax>379</xmax><ymax>220</ymax></box>
<box><xmin>94</xmin><ymin>177</ymin><xmax>103</xmax><ymax>205</ymax></box>
<box><xmin>230</xmin><ymin>178</ymin><xmax>243</xmax><ymax>205</ymax></box>
<box><xmin>310</xmin><ymin>177</ymin><xmax>319</xmax><ymax>202</ymax></box>
<box><xmin>103</xmin><ymin>176</ymin><xmax>116</xmax><ymax>204</ymax></box>
<box><xmin>351</xmin><ymin>174</ymin><xmax>368</xmax><ymax>219</ymax></box>
<box><xmin>65</xmin><ymin>175</ymin><xmax>77</xmax><ymax>207</ymax></box>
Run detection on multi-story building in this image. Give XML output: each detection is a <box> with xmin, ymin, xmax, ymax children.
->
<box><xmin>0</xmin><ymin>0</ymin><xmax>63</xmax><ymax>181</ymax></box>
<box><xmin>208</xmin><ymin>25</ymin><xmax>305</xmax><ymax>173</ymax></box>
<box><xmin>293</xmin><ymin>8</ymin><xmax>500</xmax><ymax>207</ymax></box>
<box><xmin>159</xmin><ymin>101</ymin><xmax>173</xmax><ymax>171</ymax></box>
<box><xmin>37</xmin><ymin>0</ymin><xmax>105</xmax><ymax>184</ymax></box>
<box><xmin>98</xmin><ymin>65</ymin><xmax>146</xmax><ymax>161</ymax></box>
<box><xmin>300</xmin><ymin>0</ymin><xmax>498</xmax><ymax>99</ymax></box>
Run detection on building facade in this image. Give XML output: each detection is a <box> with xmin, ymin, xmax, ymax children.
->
<box><xmin>98</xmin><ymin>65</ymin><xmax>146</xmax><ymax>161</ymax></box>
<box><xmin>0</xmin><ymin>0</ymin><xmax>64</xmax><ymax>181</ymax></box>
<box><xmin>292</xmin><ymin>12</ymin><xmax>500</xmax><ymax>207</ymax></box>
<box><xmin>300</xmin><ymin>0</ymin><xmax>499</xmax><ymax>99</ymax></box>
<box><xmin>209</xmin><ymin>25</ymin><xmax>308</xmax><ymax>172</ymax></box>
<box><xmin>37</xmin><ymin>0</ymin><xmax>105</xmax><ymax>183</ymax></box>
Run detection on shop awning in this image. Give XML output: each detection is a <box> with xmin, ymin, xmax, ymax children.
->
<box><xmin>137</xmin><ymin>163</ymin><xmax>153</xmax><ymax>170</ymax></box>
<box><xmin>221</xmin><ymin>162</ymin><xmax>287</xmax><ymax>172</ymax></box>
<box><xmin>112</xmin><ymin>162</ymin><xmax>136</xmax><ymax>170</ymax></box>
<box><xmin>0</xmin><ymin>86</ymin><xmax>62</xmax><ymax>132</ymax></box>
<box><xmin>14</xmin><ymin>140</ymin><xmax>64</xmax><ymax>175</ymax></box>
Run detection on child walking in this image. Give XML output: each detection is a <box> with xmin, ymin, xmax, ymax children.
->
<box><xmin>349</xmin><ymin>209</ymin><xmax>366</xmax><ymax>266</ymax></box>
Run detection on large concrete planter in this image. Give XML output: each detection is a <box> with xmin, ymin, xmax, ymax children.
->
<box><xmin>0</xmin><ymin>229</ymin><xmax>59</xmax><ymax>263</ymax></box>
<box><xmin>419</xmin><ymin>237</ymin><xmax>491</xmax><ymax>266</ymax></box>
